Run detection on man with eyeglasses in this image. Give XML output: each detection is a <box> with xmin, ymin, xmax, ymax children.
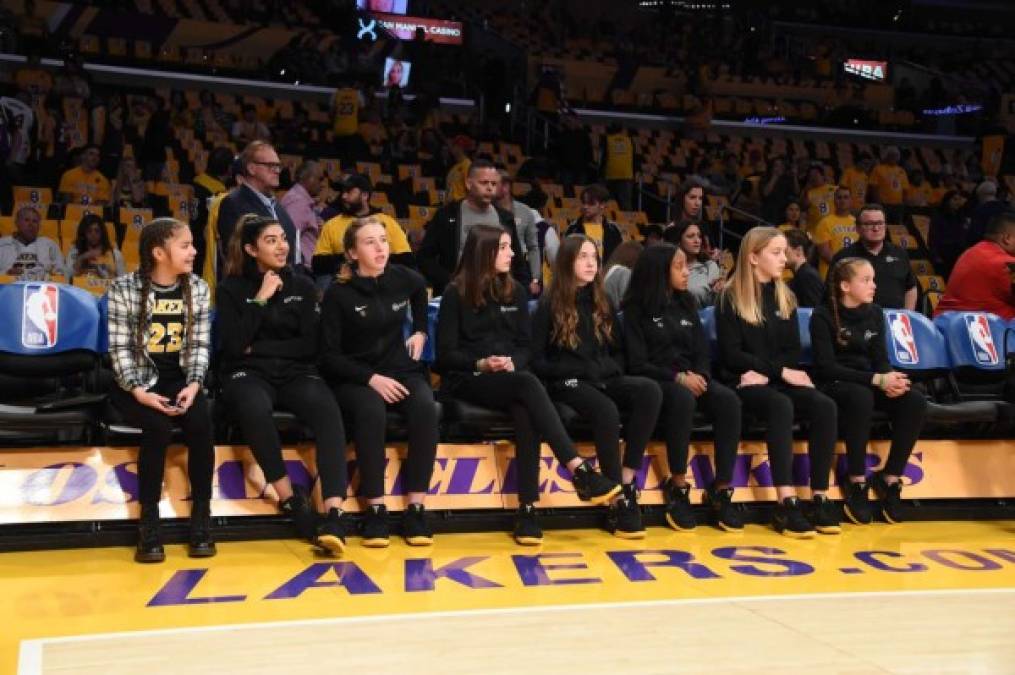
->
<box><xmin>831</xmin><ymin>203</ymin><xmax>917</xmax><ymax>310</ymax></box>
<box><xmin>217</xmin><ymin>140</ymin><xmax>299</xmax><ymax>269</ymax></box>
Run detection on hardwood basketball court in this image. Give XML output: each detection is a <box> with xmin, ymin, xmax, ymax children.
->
<box><xmin>5</xmin><ymin>520</ymin><xmax>1014</xmax><ymax>674</ymax></box>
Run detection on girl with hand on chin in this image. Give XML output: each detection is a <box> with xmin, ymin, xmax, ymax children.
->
<box><xmin>320</xmin><ymin>216</ymin><xmax>438</xmax><ymax>548</ymax></box>
<box><xmin>217</xmin><ymin>214</ymin><xmax>349</xmax><ymax>556</ymax></box>
<box><xmin>810</xmin><ymin>257</ymin><xmax>926</xmax><ymax>525</ymax></box>
<box><xmin>715</xmin><ymin>226</ymin><xmax>839</xmax><ymax>539</ymax></box>
<box><xmin>107</xmin><ymin>218</ymin><xmax>214</xmax><ymax>563</ymax></box>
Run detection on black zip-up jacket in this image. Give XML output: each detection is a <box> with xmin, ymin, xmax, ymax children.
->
<box><xmin>436</xmin><ymin>279</ymin><xmax>531</xmax><ymax>385</ymax></box>
<box><xmin>419</xmin><ymin>199</ymin><xmax>530</xmax><ymax>295</ymax></box>
<box><xmin>216</xmin><ymin>270</ymin><xmax>320</xmax><ymax>379</ymax></box>
<box><xmin>531</xmin><ymin>286</ymin><xmax>623</xmax><ymax>384</ymax></box>
<box><xmin>810</xmin><ymin>302</ymin><xmax>890</xmax><ymax>385</ymax></box>
<box><xmin>320</xmin><ymin>264</ymin><xmax>428</xmax><ymax>384</ymax></box>
<box><xmin>564</xmin><ymin>217</ymin><xmax>624</xmax><ymax>264</ymax></box>
<box><xmin>789</xmin><ymin>262</ymin><xmax>825</xmax><ymax>308</ymax></box>
<box><xmin>624</xmin><ymin>293</ymin><xmax>711</xmax><ymax>382</ymax></box>
<box><xmin>715</xmin><ymin>282</ymin><xmax>801</xmax><ymax>384</ymax></box>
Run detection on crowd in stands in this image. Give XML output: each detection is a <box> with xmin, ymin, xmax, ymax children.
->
<box><xmin>2</xmin><ymin>48</ymin><xmax>1014</xmax><ymax>324</ymax></box>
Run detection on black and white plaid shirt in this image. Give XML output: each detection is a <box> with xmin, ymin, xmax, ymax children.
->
<box><xmin>107</xmin><ymin>272</ymin><xmax>211</xmax><ymax>392</ymax></box>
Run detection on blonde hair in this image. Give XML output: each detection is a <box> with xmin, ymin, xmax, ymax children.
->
<box><xmin>337</xmin><ymin>216</ymin><xmax>385</xmax><ymax>282</ymax></box>
<box><xmin>720</xmin><ymin>226</ymin><xmax>796</xmax><ymax>325</ymax></box>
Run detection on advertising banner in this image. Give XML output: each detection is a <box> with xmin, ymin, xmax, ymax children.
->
<box><xmin>1</xmin><ymin>440</ymin><xmax>1012</xmax><ymax>524</ymax></box>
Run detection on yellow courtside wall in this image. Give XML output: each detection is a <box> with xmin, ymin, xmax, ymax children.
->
<box><xmin>1</xmin><ymin>440</ymin><xmax>1013</xmax><ymax>524</ymax></box>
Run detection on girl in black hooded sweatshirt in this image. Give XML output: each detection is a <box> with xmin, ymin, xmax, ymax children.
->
<box><xmin>437</xmin><ymin>224</ymin><xmax>621</xmax><ymax>546</ymax></box>
<box><xmin>531</xmin><ymin>234</ymin><xmax>662</xmax><ymax>540</ymax></box>
<box><xmin>623</xmin><ymin>243</ymin><xmax>743</xmax><ymax>533</ymax></box>
<box><xmin>320</xmin><ymin>216</ymin><xmax>438</xmax><ymax>549</ymax></box>
<box><xmin>810</xmin><ymin>257</ymin><xmax>926</xmax><ymax>525</ymax></box>
<box><xmin>217</xmin><ymin>215</ymin><xmax>348</xmax><ymax>557</ymax></box>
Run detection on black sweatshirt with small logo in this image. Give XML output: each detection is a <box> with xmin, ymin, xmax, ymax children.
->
<box><xmin>320</xmin><ymin>264</ymin><xmax>429</xmax><ymax>384</ymax></box>
<box><xmin>435</xmin><ymin>279</ymin><xmax>531</xmax><ymax>378</ymax></box>
<box><xmin>810</xmin><ymin>302</ymin><xmax>891</xmax><ymax>385</ymax></box>
<box><xmin>624</xmin><ymin>293</ymin><xmax>711</xmax><ymax>382</ymax></box>
<box><xmin>216</xmin><ymin>270</ymin><xmax>320</xmax><ymax>379</ymax></box>
<box><xmin>531</xmin><ymin>285</ymin><xmax>623</xmax><ymax>384</ymax></box>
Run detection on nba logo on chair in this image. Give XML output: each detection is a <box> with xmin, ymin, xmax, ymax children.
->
<box><xmin>22</xmin><ymin>283</ymin><xmax>60</xmax><ymax>349</ymax></box>
<box><xmin>963</xmin><ymin>314</ymin><xmax>999</xmax><ymax>366</ymax></box>
<box><xmin>887</xmin><ymin>312</ymin><xmax>919</xmax><ymax>365</ymax></box>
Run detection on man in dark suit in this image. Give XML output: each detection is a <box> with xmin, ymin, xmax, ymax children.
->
<box><xmin>217</xmin><ymin>140</ymin><xmax>299</xmax><ymax>268</ymax></box>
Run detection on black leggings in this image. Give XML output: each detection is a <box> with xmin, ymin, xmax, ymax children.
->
<box><xmin>736</xmin><ymin>384</ymin><xmax>837</xmax><ymax>490</ymax></box>
<box><xmin>450</xmin><ymin>371</ymin><xmax>580</xmax><ymax>504</ymax></box>
<box><xmin>823</xmin><ymin>382</ymin><xmax>927</xmax><ymax>478</ymax></box>
<box><xmin>220</xmin><ymin>371</ymin><xmax>348</xmax><ymax>500</ymax></box>
<box><xmin>334</xmin><ymin>375</ymin><xmax>438</xmax><ymax>499</ymax></box>
<box><xmin>547</xmin><ymin>376</ymin><xmax>662</xmax><ymax>484</ymax></box>
<box><xmin>110</xmin><ymin>379</ymin><xmax>214</xmax><ymax>506</ymax></box>
<box><xmin>658</xmin><ymin>379</ymin><xmax>741</xmax><ymax>485</ymax></box>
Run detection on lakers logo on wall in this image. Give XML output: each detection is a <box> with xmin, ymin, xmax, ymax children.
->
<box><xmin>148</xmin><ymin>298</ymin><xmax>184</xmax><ymax>353</ymax></box>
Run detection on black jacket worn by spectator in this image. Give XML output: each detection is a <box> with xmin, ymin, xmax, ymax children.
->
<box><xmin>435</xmin><ymin>279</ymin><xmax>531</xmax><ymax>383</ymax></box>
<box><xmin>810</xmin><ymin>302</ymin><xmax>890</xmax><ymax>385</ymax></box>
<box><xmin>320</xmin><ymin>264</ymin><xmax>428</xmax><ymax>384</ymax></box>
<box><xmin>790</xmin><ymin>262</ymin><xmax>825</xmax><ymax>308</ymax></box>
<box><xmin>531</xmin><ymin>286</ymin><xmax>623</xmax><ymax>384</ymax></box>
<box><xmin>831</xmin><ymin>241</ymin><xmax>916</xmax><ymax>309</ymax></box>
<box><xmin>564</xmin><ymin>217</ymin><xmax>624</xmax><ymax>265</ymax></box>
<box><xmin>715</xmin><ymin>282</ymin><xmax>801</xmax><ymax>385</ymax></box>
<box><xmin>419</xmin><ymin>200</ymin><xmax>529</xmax><ymax>295</ymax></box>
<box><xmin>217</xmin><ymin>184</ymin><xmax>298</xmax><ymax>267</ymax></box>
<box><xmin>216</xmin><ymin>270</ymin><xmax>320</xmax><ymax>380</ymax></box>
<box><xmin>624</xmin><ymin>294</ymin><xmax>711</xmax><ymax>382</ymax></box>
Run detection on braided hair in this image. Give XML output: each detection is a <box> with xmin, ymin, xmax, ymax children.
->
<box><xmin>827</xmin><ymin>257</ymin><xmax>870</xmax><ymax>347</ymax></box>
<box><xmin>135</xmin><ymin>217</ymin><xmax>194</xmax><ymax>361</ymax></box>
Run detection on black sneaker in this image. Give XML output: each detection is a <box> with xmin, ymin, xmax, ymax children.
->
<box><xmin>513</xmin><ymin>504</ymin><xmax>543</xmax><ymax>546</ymax></box>
<box><xmin>810</xmin><ymin>494</ymin><xmax>842</xmax><ymax>535</ymax></box>
<box><xmin>871</xmin><ymin>472</ymin><xmax>904</xmax><ymax>524</ymax></box>
<box><xmin>403</xmin><ymin>503</ymin><xmax>434</xmax><ymax>546</ymax></box>
<box><xmin>135</xmin><ymin>504</ymin><xmax>165</xmax><ymax>564</ymax></box>
<box><xmin>607</xmin><ymin>483</ymin><xmax>645</xmax><ymax>539</ymax></box>
<box><xmin>703</xmin><ymin>484</ymin><xmax>744</xmax><ymax>532</ymax></box>
<box><xmin>843</xmin><ymin>481</ymin><xmax>873</xmax><ymax>525</ymax></box>
<box><xmin>280</xmin><ymin>485</ymin><xmax>317</xmax><ymax>540</ymax></box>
<box><xmin>361</xmin><ymin>504</ymin><xmax>390</xmax><ymax>548</ymax></box>
<box><xmin>572</xmin><ymin>461</ymin><xmax>621</xmax><ymax>505</ymax></box>
<box><xmin>316</xmin><ymin>508</ymin><xmax>347</xmax><ymax>557</ymax></box>
<box><xmin>772</xmin><ymin>497</ymin><xmax>816</xmax><ymax>539</ymax></box>
<box><xmin>663</xmin><ymin>479</ymin><xmax>696</xmax><ymax>532</ymax></box>
<box><xmin>188</xmin><ymin>499</ymin><xmax>216</xmax><ymax>558</ymax></box>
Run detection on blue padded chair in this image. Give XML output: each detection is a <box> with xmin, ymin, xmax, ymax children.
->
<box><xmin>883</xmin><ymin>309</ymin><xmax>1000</xmax><ymax>424</ymax></box>
<box><xmin>796</xmin><ymin>307</ymin><xmax>813</xmax><ymax>366</ymax></box>
<box><xmin>933</xmin><ymin>311</ymin><xmax>1008</xmax><ymax>374</ymax></box>
<box><xmin>882</xmin><ymin>309</ymin><xmax>950</xmax><ymax>373</ymax></box>
<box><xmin>698</xmin><ymin>305</ymin><xmax>718</xmax><ymax>361</ymax></box>
<box><xmin>0</xmin><ymin>282</ymin><xmax>106</xmax><ymax>443</ymax></box>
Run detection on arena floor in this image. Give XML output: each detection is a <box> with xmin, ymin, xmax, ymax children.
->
<box><xmin>3</xmin><ymin>520</ymin><xmax>1013</xmax><ymax>674</ymax></box>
